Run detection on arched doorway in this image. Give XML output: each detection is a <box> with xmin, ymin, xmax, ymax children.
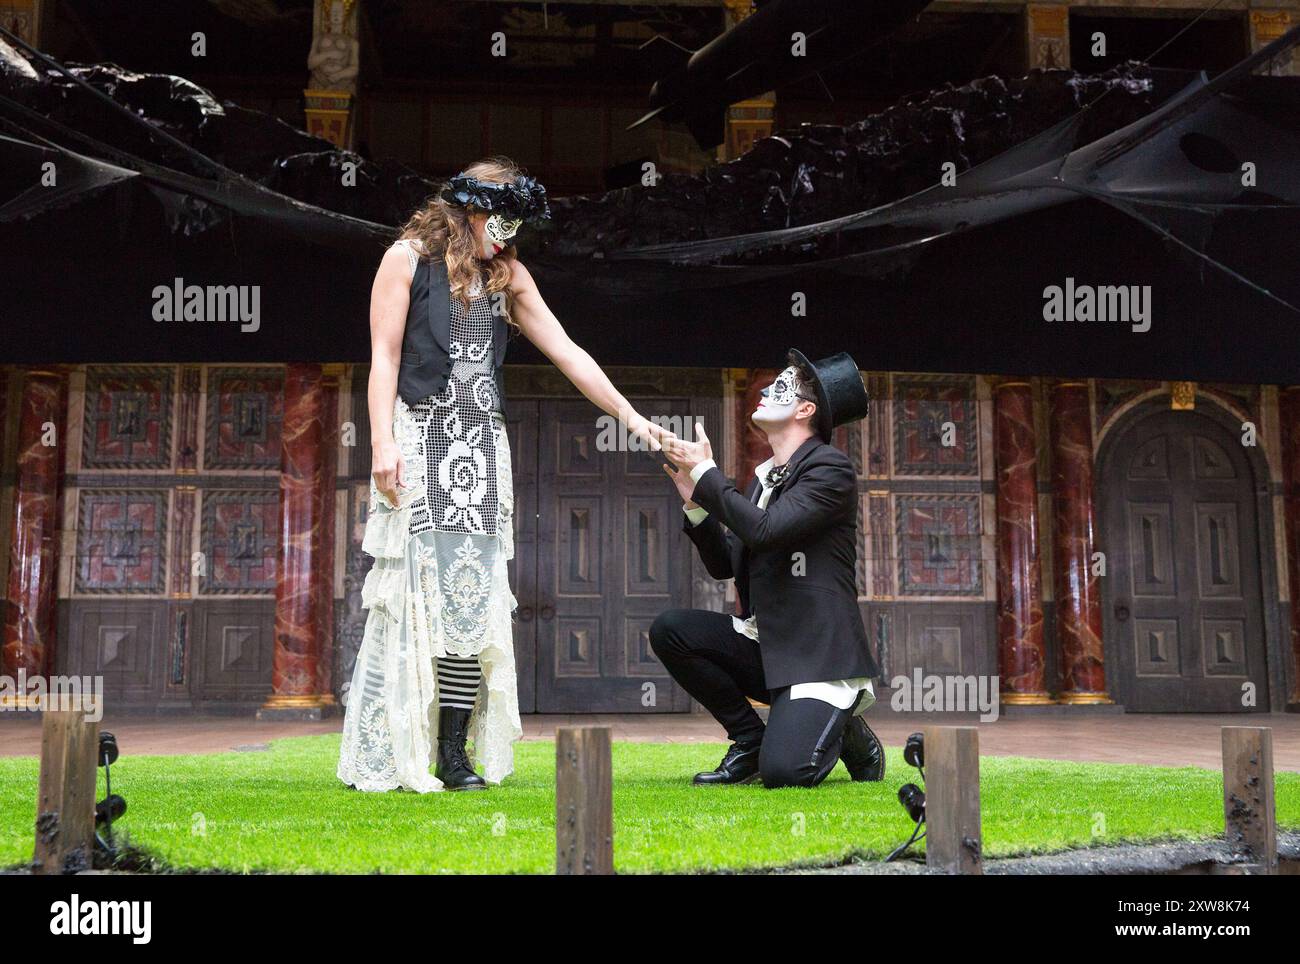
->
<box><xmin>1098</xmin><ymin>402</ymin><xmax>1270</xmax><ymax>712</ymax></box>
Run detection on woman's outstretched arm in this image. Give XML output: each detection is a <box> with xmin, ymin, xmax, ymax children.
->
<box><xmin>509</xmin><ymin>258</ymin><xmax>674</xmax><ymax>450</ymax></box>
<box><xmin>368</xmin><ymin>244</ymin><xmax>412</xmax><ymax>504</ymax></box>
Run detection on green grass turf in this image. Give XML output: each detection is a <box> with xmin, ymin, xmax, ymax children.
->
<box><xmin>1</xmin><ymin>735</ymin><xmax>1296</xmax><ymax>874</ymax></box>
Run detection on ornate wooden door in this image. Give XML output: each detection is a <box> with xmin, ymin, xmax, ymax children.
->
<box><xmin>1102</xmin><ymin>409</ymin><xmax>1267</xmax><ymax>712</ymax></box>
<box><xmin>529</xmin><ymin>397</ymin><xmax>693</xmax><ymax>712</ymax></box>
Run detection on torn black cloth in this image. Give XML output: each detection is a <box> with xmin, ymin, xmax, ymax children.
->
<box><xmin>2</xmin><ymin>27</ymin><xmax>1300</xmax><ymax>382</ymax></box>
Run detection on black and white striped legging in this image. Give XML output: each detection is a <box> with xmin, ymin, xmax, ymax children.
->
<box><xmin>436</xmin><ymin>656</ymin><xmax>482</xmax><ymax>711</ymax></box>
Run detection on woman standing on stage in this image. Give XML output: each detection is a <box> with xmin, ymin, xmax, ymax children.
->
<box><xmin>338</xmin><ymin>156</ymin><xmax>671</xmax><ymax>792</ymax></box>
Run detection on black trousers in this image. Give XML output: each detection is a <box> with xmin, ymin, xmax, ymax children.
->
<box><xmin>649</xmin><ymin>608</ymin><xmax>855</xmax><ymax>789</ymax></box>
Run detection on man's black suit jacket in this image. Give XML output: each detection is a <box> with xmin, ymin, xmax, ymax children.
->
<box><xmin>683</xmin><ymin>434</ymin><xmax>877</xmax><ymax>690</ymax></box>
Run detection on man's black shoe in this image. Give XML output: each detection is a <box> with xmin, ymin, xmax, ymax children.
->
<box><xmin>839</xmin><ymin>715</ymin><xmax>885</xmax><ymax>782</ymax></box>
<box><xmin>693</xmin><ymin>741</ymin><xmax>762</xmax><ymax>785</ymax></box>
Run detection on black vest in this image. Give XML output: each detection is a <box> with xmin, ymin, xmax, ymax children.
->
<box><xmin>396</xmin><ymin>255</ymin><xmax>509</xmax><ymax>415</ymax></box>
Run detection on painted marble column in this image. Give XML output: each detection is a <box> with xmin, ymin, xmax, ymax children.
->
<box><xmin>1279</xmin><ymin>387</ymin><xmax>1300</xmax><ymax>706</ymax></box>
<box><xmin>260</xmin><ymin>363</ymin><xmax>336</xmax><ymax>719</ymax></box>
<box><xmin>312</xmin><ymin>366</ymin><xmax>341</xmax><ymax>699</ymax></box>
<box><xmin>1</xmin><ymin>371</ymin><xmax>66</xmax><ymax>707</ymax></box>
<box><xmin>1049</xmin><ymin>382</ymin><xmax>1111</xmax><ymax>703</ymax></box>
<box><xmin>993</xmin><ymin>381</ymin><xmax>1051</xmax><ymax>703</ymax></box>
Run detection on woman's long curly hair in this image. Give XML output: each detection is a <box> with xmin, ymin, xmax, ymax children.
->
<box><xmin>397</xmin><ymin>155</ymin><xmax>524</xmax><ymax>330</ymax></box>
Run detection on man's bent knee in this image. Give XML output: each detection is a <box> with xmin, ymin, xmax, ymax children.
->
<box><xmin>760</xmin><ymin>763</ymin><xmax>819</xmax><ymax>790</ymax></box>
<box><xmin>759</xmin><ymin>752</ymin><xmax>822</xmax><ymax>790</ymax></box>
<box><xmin>649</xmin><ymin>608</ymin><xmax>690</xmax><ymax>658</ymax></box>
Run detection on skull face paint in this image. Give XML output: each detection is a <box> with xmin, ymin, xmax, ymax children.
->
<box><xmin>752</xmin><ymin>366</ymin><xmax>809</xmax><ymax>427</ymax></box>
<box><xmin>482</xmin><ymin>213</ymin><xmax>523</xmax><ymax>258</ymax></box>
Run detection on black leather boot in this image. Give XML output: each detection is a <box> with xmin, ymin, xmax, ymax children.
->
<box><xmin>693</xmin><ymin>740</ymin><xmax>762</xmax><ymax>785</ymax></box>
<box><xmin>435</xmin><ymin>706</ymin><xmax>487</xmax><ymax>790</ymax></box>
<box><xmin>839</xmin><ymin>715</ymin><xmax>885</xmax><ymax>782</ymax></box>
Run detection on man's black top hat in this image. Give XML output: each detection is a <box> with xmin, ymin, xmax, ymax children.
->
<box><xmin>788</xmin><ymin>349</ymin><xmax>869</xmax><ymax>444</ymax></box>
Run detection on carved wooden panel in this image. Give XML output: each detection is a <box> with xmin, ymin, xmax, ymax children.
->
<box><xmin>190</xmin><ymin>601</ymin><xmax>276</xmax><ymax>705</ymax></box>
<box><xmin>1194</xmin><ymin>502</ymin><xmax>1242</xmax><ymax>598</ymax></box>
<box><xmin>1134</xmin><ymin>618</ymin><xmax>1181</xmax><ymax>676</ymax></box>
<box><xmin>59</xmin><ymin>602</ymin><xmax>164</xmax><ymax>705</ymax></box>
<box><xmin>1128</xmin><ymin>436</ymin><xmax>1169</xmax><ymax>480</ymax></box>
<box><xmin>865</xmin><ymin>602</ymin><xmax>993</xmax><ymax>699</ymax></box>
<box><xmin>1200</xmin><ymin>618</ymin><xmax>1247</xmax><ymax>676</ymax></box>
<box><xmin>1127</xmin><ymin>502</ymin><xmax>1175</xmax><ymax>598</ymax></box>
<box><xmin>557</xmin><ymin>496</ymin><xmax>603</xmax><ymax>597</ymax></box>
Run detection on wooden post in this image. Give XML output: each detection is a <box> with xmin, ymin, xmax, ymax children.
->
<box><xmin>1221</xmin><ymin>726</ymin><xmax>1276</xmax><ymax>874</ymax></box>
<box><xmin>555</xmin><ymin>726</ymin><xmax>613</xmax><ymax>875</ymax></box>
<box><xmin>924</xmin><ymin>726</ymin><xmax>982</xmax><ymax>874</ymax></box>
<box><xmin>33</xmin><ymin>707</ymin><xmax>100</xmax><ymax>875</ymax></box>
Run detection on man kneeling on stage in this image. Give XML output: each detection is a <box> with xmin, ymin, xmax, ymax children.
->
<box><xmin>657</xmin><ymin>349</ymin><xmax>885</xmax><ymax>788</ymax></box>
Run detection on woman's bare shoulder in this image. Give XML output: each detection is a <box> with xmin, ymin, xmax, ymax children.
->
<box><xmin>508</xmin><ymin>256</ymin><xmax>537</xmax><ymax>291</ymax></box>
<box><xmin>378</xmin><ymin>244</ymin><xmax>409</xmax><ymax>266</ymax></box>
<box><xmin>390</xmin><ymin>237</ymin><xmax>429</xmax><ymax>255</ymax></box>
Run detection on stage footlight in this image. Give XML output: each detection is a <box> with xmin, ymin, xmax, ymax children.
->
<box><xmin>886</xmin><ymin>732</ymin><xmax>928</xmax><ymax>862</ymax></box>
<box><xmin>903</xmin><ymin>731</ymin><xmax>924</xmax><ymax>771</ymax></box>
<box><xmin>898</xmin><ymin>783</ymin><xmax>926</xmax><ymax>823</ymax></box>
<box><xmin>94</xmin><ymin>731</ymin><xmax>124</xmax><ymax>860</ymax></box>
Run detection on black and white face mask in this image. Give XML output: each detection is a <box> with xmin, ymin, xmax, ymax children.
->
<box><xmin>754</xmin><ymin>365</ymin><xmax>814</xmax><ymax>426</ymax></box>
<box><xmin>485</xmin><ymin>214</ymin><xmax>523</xmax><ymax>245</ymax></box>
<box><xmin>764</xmin><ymin>366</ymin><xmax>804</xmax><ymax>407</ymax></box>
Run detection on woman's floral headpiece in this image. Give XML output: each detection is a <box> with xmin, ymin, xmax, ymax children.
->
<box><xmin>440</xmin><ymin>173</ymin><xmax>552</xmax><ymax>223</ymax></box>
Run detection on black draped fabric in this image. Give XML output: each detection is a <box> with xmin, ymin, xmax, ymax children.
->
<box><xmin>3</xmin><ymin>26</ymin><xmax>1300</xmax><ymax>381</ymax></box>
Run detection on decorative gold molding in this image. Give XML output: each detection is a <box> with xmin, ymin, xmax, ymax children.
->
<box><xmin>320</xmin><ymin>0</ymin><xmax>358</xmax><ymax>19</ymax></box>
<box><xmin>1171</xmin><ymin>381</ymin><xmax>1196</xmax><ymax>410</ymax></box>
<box><xmin>1028</xmin><ymin>4</ymin><xmax>1068</xmax><ymax>32</ymax></box>
<box><xmin>1057</xmin><ymin>691</ymin><xmax>1114</xmax><ymax>705</ymax></box>
<box><xmin>1251</xmin><ymin>9</ymin><xmax>1292</xmax><ymax>41</ymax></box>
<box><xmin>1000</xmin><ymin>691</ymin><xmax>1057</xmax><ymax>705</ymax></box>
<box><xmin>0</xmin><ymin>694</ymin><xmax>43</xmax><ymax>710</ymax></box>
<box><xmin>303</xmin><ymin>90</ymin><xmax>354</xmax><ymax>148</ymax></box>
<box><xmin>1026</xmin><ymin>3</ymin><xmax>1070</xmax><ymax>70</ymax></box>
<box><xmin>261</xmin><ymin>694</ymin><xmax>337</xmax><ymax>709</ymax></box>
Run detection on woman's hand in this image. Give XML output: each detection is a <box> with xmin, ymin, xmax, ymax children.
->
<box><xmin>371</xmin><ymin>439</ymin><xmax>406</xmax><ymax>506</ymax></box>
<box><xmin>625</xmin><ymin>411</ymin><xmax>676</xmax><ymax>453</ymax></box>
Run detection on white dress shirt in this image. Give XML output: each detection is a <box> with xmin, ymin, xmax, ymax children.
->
<box><xmin>684</xmin><ymin>456</ymin><xmax>874</xmax><ymax>711</ymax></box>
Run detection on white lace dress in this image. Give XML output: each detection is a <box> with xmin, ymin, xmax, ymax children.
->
<box><xmin>337</xmin><ymin>239</ymin><xmax>522</xmax><ymax>792</ymax></box>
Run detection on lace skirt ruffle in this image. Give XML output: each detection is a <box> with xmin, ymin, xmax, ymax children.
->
<box><xmin>337</xmin><ymin>401</ymin><xmax>521</xmax><ymax>793</ymax></box>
